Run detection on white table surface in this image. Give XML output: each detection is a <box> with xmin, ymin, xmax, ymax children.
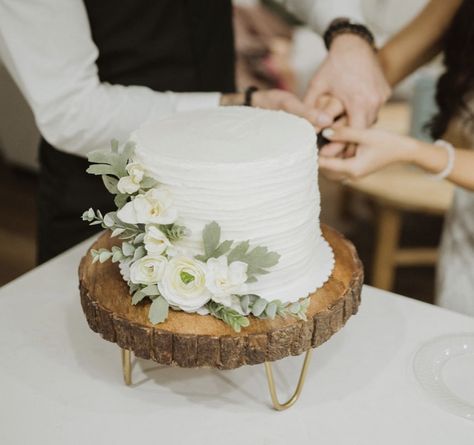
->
<box><xmin>1</xmin><ymin>240</ymin><xmax>473</xmax><ymax>445</ymax></box>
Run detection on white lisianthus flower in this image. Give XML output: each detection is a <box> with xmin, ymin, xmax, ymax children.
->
<box><xmin>144</xmin><ymin>225</ymin><xmax>171</xmax><ymax>255</ymax></box>
<box><xmin>205</xmin><ymin>256</ymin><xmax>248</xmax><ymax>306</ymax></box>
<box><xmin>158</xmin><ymin>257</ymin><xmax>211</xmax><ymax>312</ymax></box>
<box><xmin>129</xmin><ymin>255</ymin><xmax>167</xmax><ymax>285</ymax></box>
<box><xmin>117</xmin><ymin>188</ymin><xmax>178</xmax><ymax>225</ymax></box>
<box><xmin>126</xmin><ymin>162</ymin><xmax>145</xmax><ymax>183</ymax></box>
<box><xmin>116</xmin><ymin>162</ymin><xmax>146</xmax><ymax>195</ymax></box>
<box><xmin>117</xmin><ymin>176</ymin><xmax>140</xmax><ymax>194</ymax></box>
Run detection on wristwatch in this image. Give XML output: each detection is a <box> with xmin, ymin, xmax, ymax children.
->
<box><xmin>323</xmin><ymin>18</ymin><xmax>376</xmax><ymax>51</ymax></box>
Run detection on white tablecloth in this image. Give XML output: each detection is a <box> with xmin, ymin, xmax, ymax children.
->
<box><xmin>0</xmin><ymin>240</ymin><xmax>473</xmax><ymax>445</ymax></box>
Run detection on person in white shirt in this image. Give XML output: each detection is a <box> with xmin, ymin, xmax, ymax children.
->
<box><xmin>0</xmin><ymin>0</ymin><xmax>388</xmax><ymax>262</ymax></box>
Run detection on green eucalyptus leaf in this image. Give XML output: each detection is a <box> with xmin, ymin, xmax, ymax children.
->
<box><xmin>88</xmin><ymin>150</ymin><xmax>114</xmax><ymax>164</ymax></box>
<box><xmin>133</xmin><ymin>246</ymin><xmax>146</xmax><ymax>261</ymax></box>
<box><xmin>131</xmin><ymin>290</ymin><xmax>146</xmax><ymax>305</ymax></box>
<box><xmin>99</xmin><ymin>250</ymin><xmax>112</xmax><ymax>263</ymax></box>
<box><xmin>148</xmin><ymin>296</ymin><xmax>169</xmax><ymax>324</ymax></box>
<box><xmin>114</xmin><ymin>193</ymin><xmax>129</xmax><ymax>209</ymax></box>
<box><xmin>102</xmin><ymin>175</ymin><xmax>119</xmax><ymax>194</ymax></box>
<box><xmin>141</xmin><ymin>284</ymin><xmax>159</xmax><ymax>297</ymax></box>
<box><xmin>86</xmin><ymin>164</ymin><xmax>117</xmax><ymax>176</ymax></box>
<box><xmin>251</xmin><ymin>297</ymin><xmax>267</xmax><ymax>317</ymax></box>
<box><xmin>122</xmin><ymin>242</ymin><xmax>135</xmax><ymax>257</ymax></box>
<box><xmin>111</xmin><ymin>228</ymin><xmax>125</xmax><ymax>238</ymax></box>
<box><xmin>289</xmin><ymin>302</ymin><xmax>301</xmax><ymax>314</ymax></box>
<box><xmin>265</xmin><ymin>301</ymin><xmax>278</xmax><ymax>319</ymax></box>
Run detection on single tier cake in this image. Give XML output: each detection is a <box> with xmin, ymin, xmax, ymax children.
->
<box><xmin>82</xmin><ymin>106</ymin><xmax>334</xmax><ymax>330</ymax></box>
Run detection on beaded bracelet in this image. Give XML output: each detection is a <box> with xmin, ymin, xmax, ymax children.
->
<box><xmin>323</xmin><ymin>18</ymin><xmax>376</xmax><ymax>51</ymax></box>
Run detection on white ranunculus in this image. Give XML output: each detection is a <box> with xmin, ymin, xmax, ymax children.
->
<box><xmin>117</xmin><ymin>188</ymin><xmax>178</xmax><ymax>225</ymax></box>
<box><xmin>144</xmin><ymin>225</ymin><xmax>171</xmax><ymax>255</ymax></box>
<box><xmin>158</xmin><ymin>256</ymin><xmax>211</xmax><ymax>312</ymax></box>
<box><xmin>126</xmin><ymin>162</ymin><xmax>145</xmax><ymax>183</ymax></box>
<box><xmin>129</xmin><ymin>255</ymin><xmax>167</xmax><ymax>285</ymax></box>
<box><xmin>205</xmin><ymin>256</ymin><xmax>248</xmax><ymax>305</ymax></box>
<box><xmin>117</xmin><ymin>176</ymin><xmax>141</xmax><ymax>194</ymax></box>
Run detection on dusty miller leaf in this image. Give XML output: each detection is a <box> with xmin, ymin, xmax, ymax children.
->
<box><xmin>202</xmin><ymin>221</ymin><xmax>221</xmax><ymax>258</ymax></box>
<box><xmin>148</xmin><ymin>296</ymin><xmax>169</xmax><ymax>324</ymax></box>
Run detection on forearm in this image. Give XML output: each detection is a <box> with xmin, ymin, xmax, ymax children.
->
<box><xmin>410</xmin><ymin>141</ymin><xmax>474</xmax><ymax>191</ymax></box>
<box><xmin>274</xmin><ymin>0</ymin><xmax>364</xmax><ymax>35</ymax></box>
<box><xmin>0</xmin><ymin>0</ymin><xmax>222</xmax><ymax>157</ymax></box>
<box><xmin>378</xmin><ymin>0</ymin><xmax>462</xmax><ymax>86</ymax></box>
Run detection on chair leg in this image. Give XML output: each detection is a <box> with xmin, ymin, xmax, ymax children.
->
<box><xmin>372</xmin><ymin>206</ymin><xmax>401</xmax><ymax>291</ymax></box>
<box><xmin>264</xmin><ymin>349</ymin><xmax>313</xmax><ymax>411</ymax></box>
<box><xmin>121</xmin><ymin>348</ymin><xmax>132</xmax><ymax>386</ymax></box>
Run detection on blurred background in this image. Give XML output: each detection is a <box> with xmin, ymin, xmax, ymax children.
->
<box><xmin>0</xmin><ymin>0</ymin><xmax>450</xmax><ymax>305</ymax></box>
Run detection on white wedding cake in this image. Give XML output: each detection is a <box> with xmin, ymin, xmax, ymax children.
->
<box><xmin>129</xmin><ymin>106</ymin><xmax>334</xmax><ymax>304</ymax></box>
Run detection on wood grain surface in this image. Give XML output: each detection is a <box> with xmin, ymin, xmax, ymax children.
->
<box><xmin>79</xmin><ymin>224</ymin><xmax>363</xmax><ymax>369</ymax></box>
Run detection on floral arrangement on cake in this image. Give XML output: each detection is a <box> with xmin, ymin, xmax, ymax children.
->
<box><xmin>82</xmin><ymin>141</ymin><xmax>310</xmax><ymax>331</ymax></box>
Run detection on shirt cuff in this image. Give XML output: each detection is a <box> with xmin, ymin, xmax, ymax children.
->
<box><xmin>172</xmin><ymin>92</ymin><xmax>221</xmax><ymax>112</ymax></box>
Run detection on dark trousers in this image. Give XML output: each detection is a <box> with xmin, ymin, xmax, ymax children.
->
<box><xmin>37</xmin><ymin>140</ymin><xmax>114</xmax><ymax>264</ymax></box>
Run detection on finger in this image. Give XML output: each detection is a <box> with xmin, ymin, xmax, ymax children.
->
<box><xmin>317</xmin><ymin>96</ymin><xmax>345</xmax><ymax>122</ymax></box>
<box><xmin>345</xmin><ymin>97</ymin><xmax>378</xmax><ymax>129</ymax></box>
<box><xmin>319</xmin><ymin>156</ymin><xmax>360</xmax><ymax>180</ymax></box>
<box><xmin>321</xmin><ymin>126</ymin><xmax>368</xmax><ymax>145</ymax></box>
<box><xmin>320</xmin><ymin>142</ymin><xmax>346</xmax><ymax>157</ymax></box>
<box><xmin>304</xmin><ymin>77</ymin><xmax>329</xmax><ymax>108</ymax></box>
<box><xmin>281</xmin><ymin>94</ymin><xmax>310</xmax><ymax>120</ymax></box>
<box><xmin>343</xmin><ymin>143</ymin><xmax>358</xmax><ymax>158</ymax></box>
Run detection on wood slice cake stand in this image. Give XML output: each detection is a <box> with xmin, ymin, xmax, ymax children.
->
<box><xmin>79</xmin><ymin>224</ymin><xmax>363</xmax><ymax>410</ymax></box>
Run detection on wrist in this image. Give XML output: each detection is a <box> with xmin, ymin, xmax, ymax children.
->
<box><xmin>220</xmin><ymin>93</ymin><xmax>244</xmax><ymax>106</ymax></box>
<box><xmin>330</xmin><ymin>33</ymin><xmax>374</xmax><ymax>53</ymax></box>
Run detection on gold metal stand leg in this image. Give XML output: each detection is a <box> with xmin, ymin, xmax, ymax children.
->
<box><xmin>121</xmin><ymin>348</ymin><xmax>132</xmax><ymax>386</ymax></box>
<box><xmin>264</xmin><ymin>349</ymin><xmax>313</xmax><ymax>411</ymax></box>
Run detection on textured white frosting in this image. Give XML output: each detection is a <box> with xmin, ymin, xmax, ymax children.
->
<box><xmin>131</xmin><ymin>107</ymin><xmax>334</xmax><ymax>303</ymax></box>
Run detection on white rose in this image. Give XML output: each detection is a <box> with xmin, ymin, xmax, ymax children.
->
<box><xmin>117</xmin><ymin>188</ymin><xmax>178</xmax><ymax>225</ymax></box>
<box><xmin>117</xmin><ymin>176</ymin><xmax>140</xmax><ymax>194</ymax></box>
<box><xmin>144</xmin><ymin>225</ymin><xmax>171</xmax><ymax>255</ymax></box>
<box><xmin>129</xmin><ymin>255</ymin><xmax>167</xmax><ymax>285</ymax></box>
<box><xmin>126</xmin><ymin>162</ymin><xmax>145</xmax><ymax>183</ymax></box>
<box><xmin>158</xmin><ymin>256</ymin><xmax>211</xmax><ymax>312</ymax></box>
<box><xmin>205</xmin><ymin>256</ymin><xmax>248</xmax><ymax>305</ymax></box>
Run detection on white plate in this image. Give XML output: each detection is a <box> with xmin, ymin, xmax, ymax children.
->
<box><xmin>413</xmin><ymin>333</ymin><xmax>474</xmax><ymax>421</ymax></box>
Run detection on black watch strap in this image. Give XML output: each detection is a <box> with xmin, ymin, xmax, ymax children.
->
<box><xmin>323</xmin><ymin>18</ymin><xmax>376</xmax><ymax>51</ymax></box>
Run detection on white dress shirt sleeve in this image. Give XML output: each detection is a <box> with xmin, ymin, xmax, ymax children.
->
<box><xmin>0</xmin><ymin>0</ymin><xmax>221</xmax><ymax>157</ymax></box>
<box><xmin>277</xmin><ymin>0</ymin><xmax>365</xmax><ymax>34</ymax></box>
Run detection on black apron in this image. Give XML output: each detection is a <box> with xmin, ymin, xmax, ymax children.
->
<box><xmin>38</xmin><ymin>0</ymin><xmax>235</xmax><ymax>263</ymax></box>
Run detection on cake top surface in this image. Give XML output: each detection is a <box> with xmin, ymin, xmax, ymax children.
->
<box><xmin>131</xmin><ymin>106</ymin><xmax>315</xmax><ymax>164</ymax></box>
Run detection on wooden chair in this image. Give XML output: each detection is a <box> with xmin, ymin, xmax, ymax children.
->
<box><xmin>346</xmin><ymin>165</ymin><xmax>453</xmax><ymax>290</ymax></box>
<box><xmin>344</xmin><ymin>102</ymin><xmax>454</xmax><ymax>291</ymax></box>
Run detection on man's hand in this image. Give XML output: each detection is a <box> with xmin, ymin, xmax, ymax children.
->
<box><xmin>221</xmin><ymin>89</ymin><xmax>320</xmax><ymax>127</ymax></box>
<box><xmin>304</xmin><ymin>34</ymin><xmax>391</xmax><ymax>129</ymax></box>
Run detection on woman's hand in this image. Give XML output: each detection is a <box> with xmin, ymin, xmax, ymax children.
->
<box><xmin>318</xmin><ymin>126</ymin><xmax>418</xmax><ymax>180</ymax></box>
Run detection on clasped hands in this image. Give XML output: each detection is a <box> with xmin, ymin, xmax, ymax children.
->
<box><xmin>255</xmin><ymin>34</ymin><xmax>410</xmax><ymax>181</ymax></box>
